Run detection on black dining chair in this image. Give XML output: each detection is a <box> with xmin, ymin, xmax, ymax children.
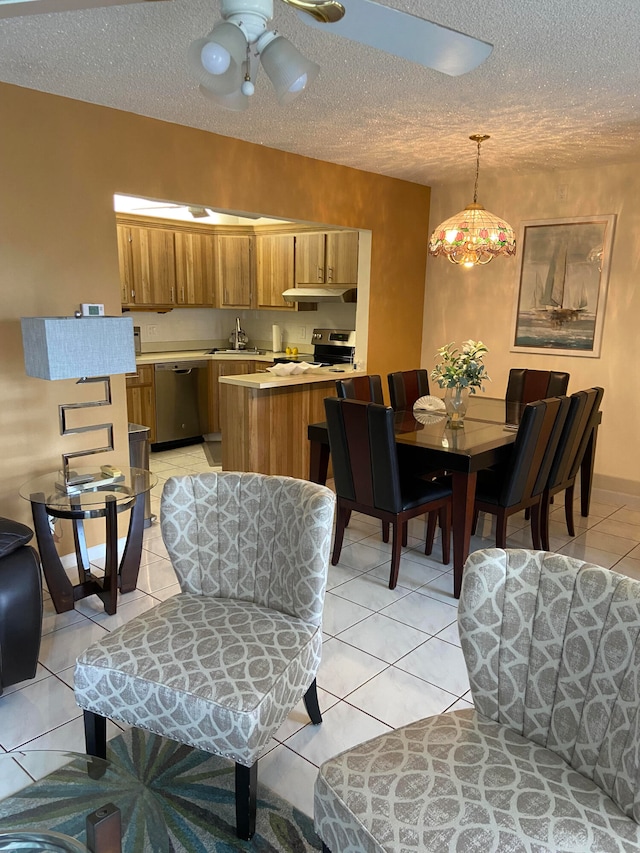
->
<box><xmin>505</xmin><ymin>368</ymin><xmax>570</xmax><ymax>422</ymax></box>
<box><xmin>540</xmin><ymin>387</ymin><xmax>604</xmax><ymax>549</ymax></box>
<box><xmin>471</xmin><ymin>396</ymin><xmax>570</xmax><ymax>548</ymax></box>
<box><xmin>335</xmin><ymin>374</ymin><xmax>384</xmax><ymax>403</ymax></box>
<box><xmin>387</xmin><ymin>369</ymin><xmax>430</xmax><ymax>411</ymax></box>
<box><xmin>324</xmin><ymin>397</ymin><xmax>452</xmax><ymax>590</ymax></box>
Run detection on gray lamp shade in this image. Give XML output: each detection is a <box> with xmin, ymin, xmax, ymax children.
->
<box><xmin>21</xmin><ymin>316</ymin><xmax>136</xmax><ymax>380</ymax></box>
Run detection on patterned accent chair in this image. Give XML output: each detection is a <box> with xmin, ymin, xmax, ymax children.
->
<box><xmin>75</xmin><ymin>472</ymin><xmax>335</xmax><ymax>840</ymax></box>
<box><xmin>315</xmin><ymin>549</ymin><xmax>640</xmax><ymax>852</ymax></box>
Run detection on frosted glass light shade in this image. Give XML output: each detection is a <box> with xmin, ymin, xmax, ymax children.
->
<box><xmin>428</xmin><ymin>202</ymin><xmax>516</xmax><ymax>267</ymax></box>
<box><xmin>21</xmin><ymin>316</ymin><xmax>136</xmax><ymax>380</ymax></box>
<box><xmin>187</xmin><ymin>22</ymin><xmax>246</xmax><ymax>95</ymax></box>
<box><xmin>199</xmin><ymin>83</ymin><xmax>250</xmax><ymax>111</ymax></box>
<box><xmin>259</xmin><ymin>35</ymin><xmax>319</xmax><ymax>103</ymax></box>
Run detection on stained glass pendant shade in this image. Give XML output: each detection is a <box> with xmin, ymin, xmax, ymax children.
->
<box><xmin>428</xmin><ymin>134</ymin><xmax>516</xmax><ymax>267</ymax></box>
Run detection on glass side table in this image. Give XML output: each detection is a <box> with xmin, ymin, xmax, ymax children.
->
<box><xmin>20</xmin><ymin>467</ymin><xmax>157</xmax><ymax>616</ymax></box>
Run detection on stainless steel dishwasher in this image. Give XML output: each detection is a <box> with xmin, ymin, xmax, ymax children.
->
<box><xmin>153</xmin><ymin>360</ymin><xmax>208</xmax><ymax>447</ymax></box>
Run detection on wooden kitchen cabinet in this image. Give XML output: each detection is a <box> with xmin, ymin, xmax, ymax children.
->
<box><xmin>118</xmin><ymin>222</ymin><xmax>177</xmax><ymax>307</ymax></box>
<box><xmin>217</xmin><ymin>235</ymin><xmax>253</xmax><ymax>308</ymax></box>
<box><xmin>174</xmin><ymin>230</ymin><xmax>217</xmax><ymax>306</ymax></box>
<box><xmin>294</xmin><ymin>231</ymin><xmax>359</xmax><ymax>285</ymax></box>
<box><xmin>125</xmin><ymin>365</ymin><xmax>156</xmax><ymax>443</ymax></box>
<box><xmin>255</xmin><ymin>234</ymin><xmax>295</xmax><ymax>310</ymax></box>
<box><xmin>325</xmin><ymin>231</ymin><xmax>359</xmax><ymax>283</ymax></box>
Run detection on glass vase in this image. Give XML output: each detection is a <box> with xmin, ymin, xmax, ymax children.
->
<box><xmin>444</xmin><ymin>386</ymin><xmax>469</xmax><ymax>429</ymax></box>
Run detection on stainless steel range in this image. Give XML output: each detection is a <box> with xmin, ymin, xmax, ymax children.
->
<box><xmin>273</xmin><ymin>328</ymin><xmax>356</xmax><ymax>367</ymax></box>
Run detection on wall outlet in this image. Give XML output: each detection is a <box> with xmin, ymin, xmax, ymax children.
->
<box><xmin>557</xmin><ymin>185</ymin><xmax>568</xmax><ymax>201</ymax></box>
<box><xmin>146</xmin><ymin>324</ymin><xmax>158</xmax><ymax>338</ymax></box>
<box><xmin>298</xmin><ymin>326</ymin><xmax>307</xmax><ymax>341</ymax></box>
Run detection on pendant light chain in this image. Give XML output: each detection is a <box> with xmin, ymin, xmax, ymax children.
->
<box><xmin>473</xmin><ymin>138</ymin><xmax>481</xmax><ymax>204</ymax></box>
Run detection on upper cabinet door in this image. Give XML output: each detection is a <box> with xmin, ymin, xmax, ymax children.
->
<box><xmin>217</xmin><ymin>235</ymin><xmax>253</xmax><ymax>308</ymax></box>
<box><xmin>295</xmin><ymin>233</ymin><xmax>325</xmax><ymax>285</ymax></box>
<box><xmin>325</xmin><ymin>231</ymin><xmax>359</xmax><ymax>284</ymax></box>
<box><xmin>174</xmin><ymin>231</ymin><xmax>217</xmax><ymax>307</ymax></box>
<box><xmin>117</xmin><ymin>224</ymin><xmax>135</xmax><ymax>306</ymax></box>
<box><xmin>130</xmin><ymin>225</ymin><xmax>177</xmax><ymax>305</ymax></box>
<box><xmin>256</xmin><ymin>234</ymin><xmax>295</xmax><ymax>310</ymax></box>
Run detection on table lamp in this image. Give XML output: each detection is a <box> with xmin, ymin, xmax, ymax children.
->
<box><xmin>21</xmin><ymin>314</ymin><xmax>136</xmax><ymax>491</ymax></box>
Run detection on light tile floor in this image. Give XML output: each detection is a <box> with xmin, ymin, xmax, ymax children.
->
<box><xmin>3</xmin><ymin>441</ymin><xmax>640</xmax><ymax>817</ymax></box>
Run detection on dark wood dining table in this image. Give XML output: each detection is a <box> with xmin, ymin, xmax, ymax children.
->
<box><xmin>307</xmin><ymin>396</ymin><xmax>601</xmax><ymax>599</ymax></box>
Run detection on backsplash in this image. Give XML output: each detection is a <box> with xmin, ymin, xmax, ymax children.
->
<box><xmin>129</xmin><ymin>305</ymin><xmax>357</xmax><ymax>353</ymax></box>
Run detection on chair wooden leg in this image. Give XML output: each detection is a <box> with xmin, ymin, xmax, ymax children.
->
<box><xmin>382</xmin><ymin>521</ymin><xmax>390</xmax><ymax>543</ymax></box>
<box><xmin>440</xmin><ymin>504</ymin><xmax>451</xmax><ymax>565</ymax></box>
<box><xmin>401</xmin><ymin>521</ymin><xmax>408</xmax><ymax>547</ymax></box>
<box><xmin>235</xmin><ymin>762</ymin><xmax>257</xmax><ymax>840</ymax></box>
<box><xmin>83</xmin><ymin>710</ymin><xmax>107</xmax><ymax>759</ymax></box>
<box><xmin>425</xmin><ymin>511</ymin><xmax>438</xmax><ymax>555</ymax></box>
<box><xmin>530</xmin><ymin>503</ymin><xmax>542</xmax><ymax>550</ymax></box>
<box><xmin>472</xmin><ymin>507</ymin><xmax>480</xmax><ymax>535</ymax></box>
<box><xmin>303</xmin><ymin>679</ymin><xmax>322</xmax><ymax>725</ymax></box>
<box><xmin>495</xmin><ymin>511</ymin><xmax>508</xmax><ymax>548</ymax></box>
<box><xmin>540</xmin><ymin>492</ymin><xmax>551</xmax><ymax>551</ymax></box>
<box><xmin>388</xmin><ymin>521</ymin><xmax>403</xmax><ymax>589</ymax></box>
<box><xmin>331</xmin><ymin>505</ymin><xmax>349</xmax><ymax>566</ymax></box>
<box><xmin>565</xmin><ymin>484</ymin><xmax>576</xmax><ymax>536</ymax></box>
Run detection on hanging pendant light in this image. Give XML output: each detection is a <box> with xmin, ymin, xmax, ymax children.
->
<box><xmin>428</xmin><ymin>134</ymin><xmax>516</xmax><ymax>268</ymax></box>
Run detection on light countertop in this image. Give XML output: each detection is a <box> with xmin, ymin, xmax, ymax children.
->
<box><xmin>135</xmin><ymin>350</ymin><xmax>309</xmax><ymax>365</ymax></box>
<box><xmin>219</xmin><ymin>367</ymin><xmax>365</xmax><ymax>390</ymax></box>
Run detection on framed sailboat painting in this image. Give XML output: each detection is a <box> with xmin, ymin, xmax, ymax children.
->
<box><xmin>511</xmin><ymin>214</ymin><xmax>616</xmax><ymax>357</ymax></box>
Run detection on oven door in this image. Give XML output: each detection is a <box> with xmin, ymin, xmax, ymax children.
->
<box><xmin>313</xmin><ymin>345</ymin><xmax>354</xmax><ymax>366</ymax></box>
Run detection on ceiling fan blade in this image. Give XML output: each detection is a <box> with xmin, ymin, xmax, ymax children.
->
<box><xmin>0</xmin><ymin>0</ymin><xmax>170</xmax><ymax>20</ymax></box>
<box><xmin>296</xmin><ymin>0</ymin><xmax>492</xmax><ymax>76</ymax></box>
<box><xmin>280</xmin><ymin>0</ymin><xmax>345</xmax><ymax>24</ymax></box>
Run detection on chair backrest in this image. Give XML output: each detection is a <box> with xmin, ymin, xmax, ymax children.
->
<box><xmin>335</xmin><ymin>374</ymin><xmax>384</xmax><ymax>403</ymax></box>
<box><xmin>387</xmin><ymin>369</ymin><xmax>430</xmax><ymax>411</ymax></box>
<box><xmin>506</xmin><ymin>368</ymin><xmax>570</xmax><ymax>411</ymax></box>
<box><xmin>160</xmin><ymin>472</ymin><xmax>335</xmax><ymax>625</ymax></box>
<box><xmin>497</xmin><ymin>396</ymin><xmax>569</xmax><ymax>507</ymax></box>
<box><xmin>546</xmin><ymin>388</ymin><xmax>600</xmax><ymax>491</ymax></box>
<box><xmin>324</xmin><ymin>397</ymin><xmax>403</xmax><ymax>514</ymax></box>
<box><xmin>459</xmin><ymin>547</ymin><xmax>640</xmax><ymax>822</ymax></box>
<box><xmin>567</xmin><ymin>386</ymin><xmax>604</xmax><ymax>481</ymax></box>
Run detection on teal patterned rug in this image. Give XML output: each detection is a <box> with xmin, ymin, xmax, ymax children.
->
<box><xmin>0</xmin><ymin>730</ymin><xmax>322</xmax><ymax>852</ymax></box>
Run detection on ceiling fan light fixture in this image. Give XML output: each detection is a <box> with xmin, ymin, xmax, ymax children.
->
<box><xmin>258</xmin><ymin>32</ymin><xmax>319</xmax><ymax>103</ymax></box>
<box><xmin>429</xmin><ymin>135</ymin><xmax>516</xmax><ymax>267</ymax></box>
<box><xmin>187</xmin><ymin>22</ymin><xmax>247</xmax><ymax>95</ymax></box>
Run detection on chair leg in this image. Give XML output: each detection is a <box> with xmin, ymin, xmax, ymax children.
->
<box><xmin>425</xmin><ymin>511</ymin><xmax>438</xmax><ymax>555</ymax></box>
<box><xmin>331</xmin><ymin>505</ymin><xmax>349</xmax><ymax>566</ymax></box>
<box><xmin>472</xmin><ymin>507</ymin><xmax>480</xmax><ymax>535</ymax></box>
<box><xmin>322</xmin><ymin>844</ymin><xmax>332</xmax><ymax>853</ymax></box>
<box><xmin>401</xmin><ymin>521</ymin><xmax>408</xmax><ymax>547</ymax></box>
<box><xmin>495</xmin><ymin>510</ymin><xmax>508</xmax><ymax>548</ymax></box>
<box><xmin>540</xmin><ymin>492</ymin><xmax>551</xmax><ymax>551</ymax></box>
<box><xmin>565</xmin><ymin>484</ymin><xmax>576</xmax><ymax>536</ymax></box>
<box><xmin>235</xmin><ymin>762</ymin><xmax>257</xmax><ymax>840</ymax></box>
<box><xmin>303</xmin><ymin>679</ymin><xmax>322</xmax><ymax>725</ymax></box>
<box><xmin>530</xmin><ymin>503</ymin><xmax>542</xmax><ymax>550</ymax></box>
<box><xmin>440</xmin><ymin>503</ymin><xmax>451</xmax><ymax>565</ymax></box>
<box><xmin>382</xmin><ymin>521</ymin><xmax>390</xmax><ymax>543</ymax></box>
<box><xmin>83</xmin><ymin>710</ymin><xmax>107</xmax><ymax>759</ymax></box>
<box><xmin>388</xmin><ymin>521</ymin><xmax>403</xmax><ymax>590</ymax></box>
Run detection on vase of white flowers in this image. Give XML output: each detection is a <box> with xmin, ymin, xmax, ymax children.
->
<box><xmin>430</xmin><ymin>340</ymin><xmax>490</xmax><ymax>428</ymax></box>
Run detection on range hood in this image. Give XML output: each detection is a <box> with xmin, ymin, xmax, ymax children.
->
<box><xmin>282</xmin><ymin>286</ymin><xmax>357</xmax><ymax>303</ymax></box>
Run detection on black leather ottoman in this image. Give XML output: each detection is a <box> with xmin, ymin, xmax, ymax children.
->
<box><xmin>0</xmin><ymin>517</ymin><xmax>43</xmax><ymax>694</ymax></box>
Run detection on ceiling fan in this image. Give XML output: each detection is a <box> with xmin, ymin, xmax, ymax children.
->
<box><xmin>190</xmin><ymin>0</ymin><xmax>492</xmax><ymax>110</ymax></box>
<box><xmin>0</xmin><ymin>0</ymin><xmax>492</xmax><ymax>109</ymax></box>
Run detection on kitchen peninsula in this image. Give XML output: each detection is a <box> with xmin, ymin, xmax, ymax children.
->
<box><xmin>219</xmin><ymin>367</ymin><xmax>364</xmax><ymax>480</ymax></box>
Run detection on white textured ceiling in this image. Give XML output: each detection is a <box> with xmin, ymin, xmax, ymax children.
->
<box><xmin>1</xmin><ymin>0</ymin><xmax>640</xmax><ymax>188</ymax></box>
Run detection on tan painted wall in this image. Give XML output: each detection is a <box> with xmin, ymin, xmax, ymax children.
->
<box><xmin>423</xmin><ymin>162</ymin><xmax>640</xmax><ymax>496</ymax></box>
<box><xmin>0</xmin><ymin>82</ymin><xmax>430</xmax><ymax>531</ymax></box>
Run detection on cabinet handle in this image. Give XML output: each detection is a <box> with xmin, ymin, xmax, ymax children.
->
<box><xmin>317</xmin><ymin>267</ymin><xmax>323</xmax><ymax>281</ymax></box>
<box><xmin>327</xmin><ymin>267</ymin><xmax>334</xmax><ymax>281</ymax></box>
<box><xmin>181</xmin><ymin>287</ymin><xmax>185</xmax><ymax>302</ymax></box>
<box><xmin>171</xmin><ymin>287</ymin><xmax>175</xmax><ymax>303</ymax></box>
<box><xmin>131</xmin><ymin>289</ymin><xmax>135</xmax><ymax>299</ymax></box>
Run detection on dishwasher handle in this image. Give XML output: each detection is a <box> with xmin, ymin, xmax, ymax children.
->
<box><xmin>154</xmin><ymin>361</ymin><xmax>208</xmax><ymax>373</ymax></box>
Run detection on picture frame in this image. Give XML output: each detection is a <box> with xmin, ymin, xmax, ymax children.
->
<box><xmin>511</xmin><ymin>214</ymin><xmax>616</xmax><ymax>358</ymax></box>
